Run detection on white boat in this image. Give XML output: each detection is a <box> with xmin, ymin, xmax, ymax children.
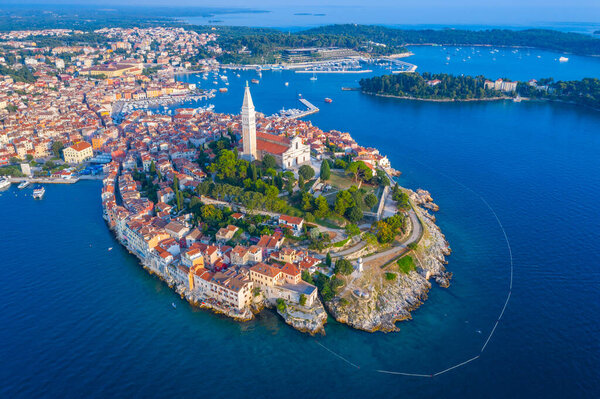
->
<box><xmin>0</xmin><ymin>178</ymin><xmax>10</xmax><ymax>190</ymax></box>
<box><xmin>310</xmin><ymin>73</ymin><xmax>317</xmax><ymax>81</ymax></box>
<box><xmin>172</xmin><ymin>302</ymin><xmax>177</xmax><ymax>309</ymax></box>
<box><xmin>284</xmin><ymin>82</ymin><xmax>289</xmax><ymax>86</ymax></box>
<box><xmin>17</xmin><ymin>181</ymin><xmax>30</xmax><ymax>189</ymax></box>
<box><xmin>559</xmin><ymin>56</ymin><xmax>569</xmax><ymax>62</ymax></box>
<box><xmin>33</xmin><ymin>185</ymin><xmax>45</xmax><ymax>199</ymax></box>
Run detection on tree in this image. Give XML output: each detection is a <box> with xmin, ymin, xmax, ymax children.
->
<box><xmin>334</xmin><ymin>258</ymin><xmax>354</xmax><ymax>275</ymax></box>
<box><xmin>149</xmin><ymin>160</ymin><xmax>156</xmax><ymax>174</ymax></box>
<box><xmin>364</xmin><ymin>193</ymin><xmax>378</xmax><ymax>208</ymax></box>
<box><xmin>301</xmin><ymin>192</ymin><xmax>314</xmax><ymax>212</ymax></box>
<box><xmin>299</xmin><ymin>164</ymin><xmax>315</xmax><ymax>180</ymax></box>
<box><xmin>346</xmin><ymin>205</ymin><xmax>363</xmax><ymax>223</ymax></box>
<box><xmin>320</xmin><ymin>160</ymin><xmax>331</xmax><ymax>180</ymax></box>
<box><xmin>248</xmin><ymin>163</ymin><xmax>258</xmax><ymax>181</ymax></box>
<box><xmin>334</xmin><ymin>190</ymin><xmax>355</xmax><ymax>215</ymax></box>
<box><xmin>298</xmin><ymin>175</ymin><xmax>305</xmax><ymax>190</ymax></box>
<box><xmin>313</xmin><ymin>195</ymin><xmax>330</xmax><ymax>218</ymax></box>
<box><xmin>345</xmin><ymin>223</ymin><xmax>360</xmax><ymax>237</ymax></box>
<box><xmin>325</xmin><ymin>252</ymin><xmax>332</xmax><ymax>267</ymax></box>
<box><xmin>262</xmin><ymin>154</ymin><xmax>277</xmax><ymax>170</ymax></box>
<box><xmin>210</xmin><ymin>149</ymin><xmax>237</xmax><ymax>180</ymax></box>
<box><xmin>52</xmin><ymin>141</ymin><xmax>64</xmax><ymax>158</ymax></box>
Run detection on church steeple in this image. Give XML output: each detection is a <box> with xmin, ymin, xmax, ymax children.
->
<box><xmin>241</xmin><ymin>82</ymin><xmax>257</xmax><ymax>161</ymax></box>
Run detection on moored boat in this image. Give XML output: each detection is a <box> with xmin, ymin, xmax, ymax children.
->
<box><xmin>0</xmin><ymin>178</ymin><xmax>11</xmax><ymax>190</ymax></box>
<box><xmin>18</xmin><ymin>181</ymin><xmax>30</xmax><ymax>189</ymax></box>
<box><xmin>33</xmin><ymin>185</ymin><xmax>45</xmax><ymax>199</ymax></box>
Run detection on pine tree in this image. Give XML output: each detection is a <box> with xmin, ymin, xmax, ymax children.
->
<box><xmin>320</xmin><ymin>160</ymin><xmax>331</xmax><ymax>180</ymax></box>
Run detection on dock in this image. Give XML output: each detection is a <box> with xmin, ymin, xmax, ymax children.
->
<box><xmin>295</xmin><ymin>98</ymin><xmax>319</xmax><ymax>119</ymax></box>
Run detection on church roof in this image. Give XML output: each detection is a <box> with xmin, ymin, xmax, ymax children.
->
<box><xmin>242</xmin><ymin>82</ymin><xmax>254</xmax><ymax>109</ymax></box>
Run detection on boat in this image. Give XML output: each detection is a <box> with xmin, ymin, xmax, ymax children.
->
<box><xmin>310</xmin><ymin>73</ymin><xmax>317</xmax><ymax>81</ymax></box>
<box><xmin>513</xmin><ymin>95</ymin><xmax>522</xmax><ymax>103</ymax></box>
<box><xmin>251</xmin><ymin>79</ymin><xmax>259</xmax><ymax>84</ymax></box>
<box><xmin>108</xmin><ymin>247</ymin><xmax>113</xmax><ymax>251</ymax></box>
<box><xmin>284</xmin><ymin>82</ymin><xmax>289</xmax><ymax>86</ymax></box>
<box><xmin>17</xmin><ymin>181</ymin><xmax>30</xmax><ymax>189</ymax></box>
<box><xmin>559</xmin><ymin>56</ymin><xmax>569</xmax><ymax>62</ymax></box>
<box><xmin>33</xmin><ymin>185</ymin><xmax>45</xmax><ymax>199</ymax></box>
<box><xmin>324</xmin><ymin>98</ymin><xmax>333</xmax><ymax>103</ymax></box>
<box><xmin>172</xmin><ymin>302</ymin><xmax>177</xmax><ymax>309</ymax></box>
<box><xmin>0</xmin><ymin>178</ymin><xmax>10</xmax><ymax>190</ymax></box>
<box><xmin>219</xmin><ymin>88</ymin><xmax>228</xmax><ymax>93</ymax></box>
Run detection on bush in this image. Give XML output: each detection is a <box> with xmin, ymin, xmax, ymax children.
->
<box><xmin>385</xmin><ymin>272</ymin><xmax>397</xmax><ymax>281</ymax></box>
<box><xmin>299</xmin><ymin>294</ymin><xmax>307</xmax><ymax>306</ymax></box>
<box><xmin>276</xmin><ymin>298</ymin><xmax>286</xmax><ymax>312</ymax></box>
<box><xmin>397</xmin><ymin>256</ymin><xmax>416</xmax><ymax>274</ymax></box>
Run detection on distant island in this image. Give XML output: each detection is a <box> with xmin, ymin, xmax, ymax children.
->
<box><xmin>359</xmin><ymin>72</ymin><xmax>600</xmax><ymax>110</ymax></box>
<box><xmin>359</xmin><ymin>72</ymin><xmax>512</xmax><ymax>101</ymax></box>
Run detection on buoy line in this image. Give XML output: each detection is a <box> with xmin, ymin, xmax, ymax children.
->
<box><xmin>314</xmin><ymin>158</ymin><xmax>514</xmax><ymax>378</ymax></box>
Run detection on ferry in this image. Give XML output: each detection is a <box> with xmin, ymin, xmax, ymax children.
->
<box><xmin>0</xmin><ymin>178</ymin><xmax>10</xmax><ymax>190</ymax></box>
<box><xmin>33</xmin><ymin>185</ymin><xmax>45</xmax><ymax>199</ymax></box>
<box><xmin>251</xmin><ymin>79</ymin><xmax>259</xmax><ymax>84</ymax></box>
<box><xmin>324</xmin><ymin>98</ymin><xmax>333</xmax><ymax>103</ymax></box>
<box><xmin>559</xmin><ymin>56</ymin><xmax>569</xmax><ymax>62</ymax></box>
<box><xmin>18</xmin><ymin>181</ymin><xmax>30</xmax><ymax>189</ymax></box>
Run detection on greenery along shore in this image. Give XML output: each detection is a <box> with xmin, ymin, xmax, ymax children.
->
<box><xmin>359</xmin><ymin>72</ymin><xmax>509</xmax><ymax>100</ymax></box>
<box><xmin>359</xmin><ymin>72</ymin><xmax>600</xmax><ymax>109</ymax></box>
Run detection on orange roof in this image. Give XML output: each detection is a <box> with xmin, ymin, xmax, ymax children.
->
<box><xmin>69</xmin><ymin>141</ymin><xmax>92</xmax><ymax>152</ymax></box>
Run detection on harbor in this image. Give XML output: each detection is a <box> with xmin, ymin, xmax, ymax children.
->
<box><xmin>278</xmin><ymin>97</ymin><xmax>320</xmax><ymax>119</ymax></box>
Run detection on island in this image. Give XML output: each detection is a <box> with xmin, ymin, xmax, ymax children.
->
<box><xmin>359</xmin><ymin>72</ymin><xmax>513</xmax><ymax>101</ymax></box>
<box><xmin>359</xmin><ymin>72</ymin><xmax>600</xmax><ymax>110</ymax></box>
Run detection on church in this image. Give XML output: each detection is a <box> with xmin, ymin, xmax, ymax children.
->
<box><xmin>240</xmin><ymin>83</ymin><xmax>311</xmax><ymax>170</ymax></box>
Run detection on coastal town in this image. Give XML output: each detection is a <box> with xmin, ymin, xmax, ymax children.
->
<box><xmin>0</xmin><ymin>26</ymin><xmax>451</xmax><ymax>334</ymax></box>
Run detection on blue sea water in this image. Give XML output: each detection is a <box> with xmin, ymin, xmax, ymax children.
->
<box><xmin>1</xmin><ymin>47</ymin><xmax>600</xmax><ymax>398</ymax></box>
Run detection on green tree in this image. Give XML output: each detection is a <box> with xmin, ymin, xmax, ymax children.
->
<box><xmin>149</xmin><ymin>160</ymin><xmax>156</xmax><ymax>175</ymax></box>
<box><xmin>334</xmin><ymin>190</ymin><xmax>355</xmax><ymax>215</ymax></box>
<box><xmin>346</xmin><ymin>205</ymin><xmax>363</xmax><ymax>223</ymax></box>
<box><xmin>320</xmin><ymin>160</ymin><xmax>331</xmax><ymax>180</ymax></box>
<box><xmin>298</xmin><ymin>175</ymin><xmax>305</xmax><ymax>190</ymax></box>
<box><xmin>334</xmin><ymin>258</ymin><xmax>354</xmax><ymax>275</ymax></box>
<box><xmin>313</xmin><ymin>195</ymin><xmax>330</xmax><ymax>218</ymax></box>
<box><xmin>298</xmin><ymin>164</ymin><xmax>315</xmax><ymax>180</ymax></box>
<box><xmin>276</xmin><ymin>298</ymin><xmax>286</xmax><ymax>312</ymax></box>
<box><xmin>364</xmin><ymin>192</ymin><xmax>378</xmax><ymax>208</ymax></box>
<box><xmin>345</xmin><ymin>223</ymin><xmax>360</xmax><ymax>237</ymax></box>
<box><xmin>301</xmin><ymin>192</ymin><xmax>314</xmax><ymax>212</ymax></box>
<box><xmin>262</xmin><ymin>154</ymin><xmax>277</xmax><ymax>170</ymax></box>
<box><xmin>210</xmin><ymin>149</ymin><xmax>238</xmax><ymax>180</ymax></box>
<box><xmin>52</xmin><ymin>141</ymin><xmax>64</xmax><ymax>158</ymax></box>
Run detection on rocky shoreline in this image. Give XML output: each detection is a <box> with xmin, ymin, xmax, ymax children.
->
<box><xmin>323</xmin><ymin>188</ymin><xmax>451</xmax><ymax>333</ymax></box>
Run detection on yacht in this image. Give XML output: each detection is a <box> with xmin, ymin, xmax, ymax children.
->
<box><xmin>33</xmin><ymin>185</ymin><xmax>45</xmax><ymax>199</ymax></box>
<box><xmin>559</xmin><ymin>56</ymin><xmax>569</xmax><ymax>62</ymax></box>
<box><xmin>0</xmin><ymin>178</ymin><xmax>11</xmax><ymax>190</ymax></box>
<box><xmin>17</xmin><ymin>181</ymin><xmax>30</xmax><ymax>189</ymax></box>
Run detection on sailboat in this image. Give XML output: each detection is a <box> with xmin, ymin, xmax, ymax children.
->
<box><xmin>310</xmin><ymin>72</ymin><xmax>317</xmax><ymax>81</ymax></box>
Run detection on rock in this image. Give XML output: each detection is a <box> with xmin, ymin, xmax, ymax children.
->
<box><xmin>325</xmin><ymin>188</ymin><xmax>451</xmax><ymax>333</ymax></box>
<box><xmin>275</xmin><ymin>300</ymin><xmax>328</xmax><ymax>335</ymax></box>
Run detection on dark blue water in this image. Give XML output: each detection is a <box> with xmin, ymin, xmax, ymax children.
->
<box><xmin>2</xmin><ymin>47</ymin><xmax>600</xmax><ymax>398</ymax></box>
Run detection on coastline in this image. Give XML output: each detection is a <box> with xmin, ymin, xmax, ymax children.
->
<box><xmin>364</xmin><ymin>91</ymin><xmax>511</xmax><ymax>103</ymax></box>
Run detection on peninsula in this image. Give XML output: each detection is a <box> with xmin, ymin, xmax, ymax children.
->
<box><xmin>101</xmin><ymin>84</ymin><xmax>451</xmax><ymax>334</ymax></box>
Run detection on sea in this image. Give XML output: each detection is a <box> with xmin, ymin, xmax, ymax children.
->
<box><xmin>1</xmin><ymin>44</ymin><xmax>599</xmax><ymax>398</ymax></box>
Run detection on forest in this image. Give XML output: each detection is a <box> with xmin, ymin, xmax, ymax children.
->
<box><xmin>359</xmin><ymin>72</ymin><xmax>506</xmax><ymax>100</ymax></box>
